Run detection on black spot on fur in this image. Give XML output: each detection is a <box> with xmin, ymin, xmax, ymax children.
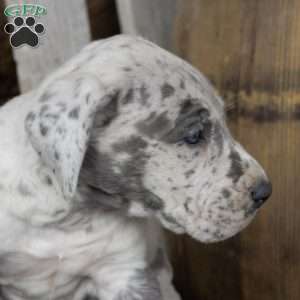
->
<box><xmin>161</xmin><ymin>83</ymin><xmax>175</xmax><ymax>99</ymax></box>
<box><xmin>45</xmin><ymin>175</ymin><xmax>53</xmax><ymax>186</ymax></box>
<box><xmin>184</xmin><ymin>197</ymin><xmax>193</xmax><ymax>213</ymax></box>
<box><xmin>54</xmin><ymin>151</ymin><xmax>60</xmax><ymax>161</ymax></box>
<box><xmin>85</xmin><ymin>94</ymin><xmax>90</xmax><ymax>105</ymax></box>
<box><xmin>221</xmin><ymin>188</ymin><xmax>231</xmax><ymax>198</ymax></box>
<box><xmin>184</xmin><ymin>169</ymin><xmax>195</xmax><ymax>178</ymax></box>
<box><xmin>122</xmin><ymin>88</ymin><xmax>134</xmax><ymax>105</ymax></box>
<box><xmin>180</xmin><ymin>99</ymin><xmax>194</xmax><ymax>115</ymax></box>
<box><xmin>40</xmin><ymin>123</ymin><xmax>49</xmax><ymax>136</ymax></box>
<box><xmin>184</xmin><ymin>184</ymin><xmax>193</xmax><ymax>189</ymax></box>
<box><xmin>227</xmin><ymin>150</ymin><xmax>244</xmax><ymax>183</ymax></box>
<box><xmin>123</xmin><ymin>67</ymin><xmax>132</xmax><ymax>72</ymax></box>
<box><xmin>193</xmin><ymin>150</ymin><xmax>200</xmax><ymax>157</ymax></box>
<box><xmin>68</xmin><ymin>106</ymin><xmax>80</xmax><ymax>119</ymax></box>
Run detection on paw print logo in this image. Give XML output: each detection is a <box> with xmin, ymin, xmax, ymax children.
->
<box><xmin>4</xmin><ymin>16</ymin><xmax>45</xmax><ymax>48</ymax></box>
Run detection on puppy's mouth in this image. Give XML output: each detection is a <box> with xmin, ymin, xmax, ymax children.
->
<box><xmin>146</xmin><ymin>191</ymin><xmax>260</xmax><ymax>240</ymax></box>
<box><xmin>244</xmin><ymin>202</ymin><xmax>260</xmax><ymax>218</ymax></box>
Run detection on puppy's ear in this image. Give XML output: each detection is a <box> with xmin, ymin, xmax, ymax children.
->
<box><xmin>25</xmin><ymin>74</ymin><xmax>117</xmax><ymax>199</ymax></box>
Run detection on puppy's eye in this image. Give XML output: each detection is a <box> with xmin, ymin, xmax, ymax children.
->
<box><xmin>184</xmin><ymin>128</ymin><xmax>204</xmax><ymax>145</ymax></box>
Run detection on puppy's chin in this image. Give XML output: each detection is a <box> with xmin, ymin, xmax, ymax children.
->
<box><xmin>187</xmin><ymin>213</ymin><xmax>256</xmax><ymax>243</ymax></box>
<box><xmin>156</xmin><ymin>209</ymin><xmax>257</xmax><ymax>243</ymax></box>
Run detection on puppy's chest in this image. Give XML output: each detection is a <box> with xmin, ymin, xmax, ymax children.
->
<box><xmin>0</xmin><ymin>212</ymin><xmax>148</xmax><ymax>294</ymax></box>
<box><xmin>0</xmin><ymin>211</ymin><xmax>145</xmax><ymax>276</ymax></box>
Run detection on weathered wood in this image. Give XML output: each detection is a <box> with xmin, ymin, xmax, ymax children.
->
<box><xmin>87</xmin><ymin>0</ymin><xmax>120</xmax><ymax>40</ymax></box>
<box><xmin>116</xmin><ymin>0</ymin><xmax>178</xmax><ymax>50</ymax></box>
<box><xmin>118</xmin><ymin>1</ymin><xmax>300</xmax><ymax>300</ymax></box>
<box><xmin>4</xmin><ymin>0</ymin><xmax>91</xmax><ymax>92</ymax></box>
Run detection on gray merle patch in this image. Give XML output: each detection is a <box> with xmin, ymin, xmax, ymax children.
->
<box><xmin>227</xmin><ymin>150</ymin><xmax>244</xmax><ymax>183</ymax></box>
<box><xmin>161</xmin><ymin>83</ymin><xmax>175</xmax><ymax>99</ymax></box>
<box><xmin>135</xmin><ymin>111</ymin><xmax>172</xmax><ymax>139</ymax></box>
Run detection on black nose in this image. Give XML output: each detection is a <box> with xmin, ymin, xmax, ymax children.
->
<box><xmin>251</xmin><ymin>180</ymin><xmax>272</xmax><ymax>207</ymax></box>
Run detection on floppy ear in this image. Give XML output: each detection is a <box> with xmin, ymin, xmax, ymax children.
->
<box><xmin>25</xmin><ymin>74</ymin><xmax>117</xmax><ymax>199</ymax></box>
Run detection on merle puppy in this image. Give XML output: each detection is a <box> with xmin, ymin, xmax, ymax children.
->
<box><xmin>0</xmin><ymin>35</ymin><xmax>271</xmax><ymax>300</ymax></box>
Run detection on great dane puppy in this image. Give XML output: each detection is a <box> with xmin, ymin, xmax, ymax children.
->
<box><xmin>0</xmin><ymin>35</ymin><xmax>271</xmax><ymax>300</ymax></box>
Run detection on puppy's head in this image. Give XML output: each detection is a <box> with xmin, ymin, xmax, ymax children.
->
<box><xmin>26</xmin><ymin>35</ymin><xmax>271</xmax><ymax>243</ymax></box>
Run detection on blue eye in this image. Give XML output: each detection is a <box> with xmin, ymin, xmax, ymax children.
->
<box><xmin>184</xmin><ymin>129</ymin><xmax>204</xmax><ymax>145</ymax></box>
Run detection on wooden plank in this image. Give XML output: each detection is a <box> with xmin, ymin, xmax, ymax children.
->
<box><xmin>4</xmin><ymin>0</ymin><xmax>91</xmax><ymax>92</ymax></box>
<box><xmin>118</xmin><ymin>1</ymin><xmax>300</xmax><ymax>300</ymax></box>
<box><xmin>116</xmin><ymin>0</ymin><xmax>178</xmax><ymax>50</ymax></box>
<box><xmin>86</xmin><ymin>0</ymin><xmax>120</xmax><ymax>40</ymax></box>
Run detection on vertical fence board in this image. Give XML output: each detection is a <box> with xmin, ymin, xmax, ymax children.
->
<box><xmin>87</xmin><ymin>0</ymin><xmax>120</xmax><ymax>40</ymax></box>
<box><xmin>4</xmin><ymin>0</ymin><xmax>91</xmax><ymax>92</ymax></box>
<box><xmin>116</xmin><ymin>0</ymin><xmax>178</xmax><ymax>50</ymax></box>
<box><xmin>118</xmin><ymin>1</ymin><xmax>300</xmax><ymax>300</ymax></box>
